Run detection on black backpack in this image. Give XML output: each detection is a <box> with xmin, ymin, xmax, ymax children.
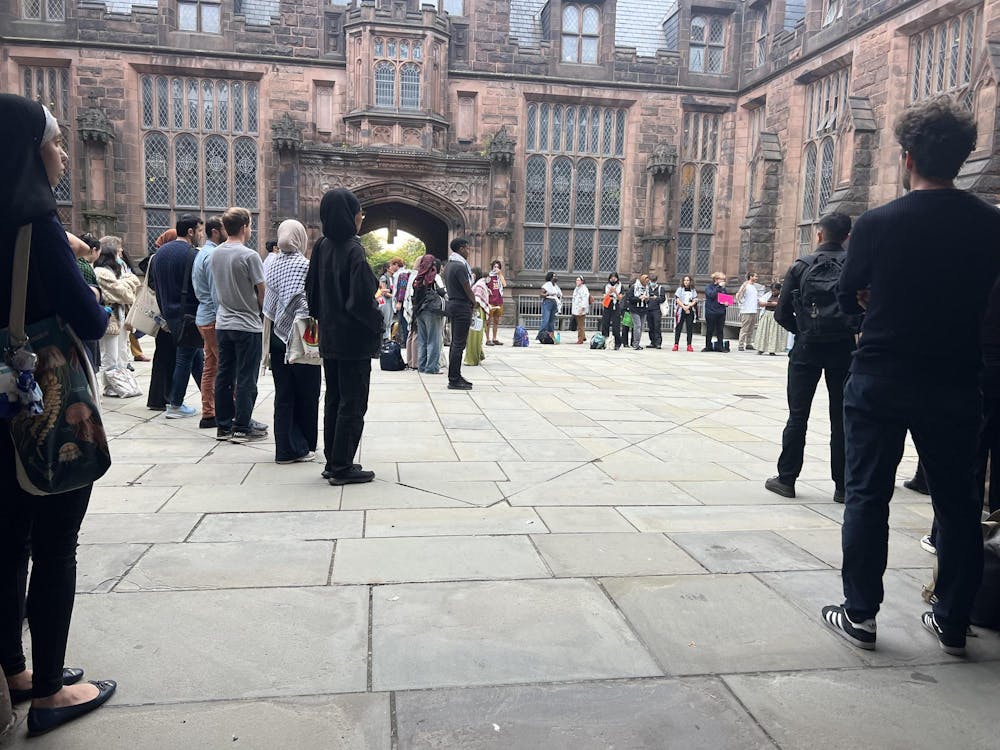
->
<box><xmin>792</xmin><ymin>253</ymin><xmax>857</xmax><ymax>342</ymax></box>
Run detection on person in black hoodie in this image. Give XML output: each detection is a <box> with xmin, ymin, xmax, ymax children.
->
<box><xmin>0</xmin><ymin>94</ymin><xmax>116</xmax><ymax>737</ymax></box>
<box><xmin>306</xmin><ymin>188</ymin><xmax>382</xmax><ymax>486</ymax></box>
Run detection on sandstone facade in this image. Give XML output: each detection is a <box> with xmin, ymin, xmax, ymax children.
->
<box><xmin>2</xmin><ymin>0</ymin><xmax>999</xmax><ymax>288</ymax></box>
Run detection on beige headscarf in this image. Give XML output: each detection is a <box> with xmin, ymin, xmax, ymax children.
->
<box><xmin>277</xmin><ymin>219</ymin><xmax>308</xmax><ymax>255</ymax></box>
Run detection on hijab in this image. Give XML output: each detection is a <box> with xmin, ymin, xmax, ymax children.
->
<box><xmin>320</xmin><ymin>188</ymin><xmax>361</xmax><ymax>243</ymax></box>
<box><xmin>155</xmin><ymin>229</ymin><xmax>177</xmax><ymax>248</ymax></box>
<box><xmin>413</xmin><ymin>253</ymin><xmax>437</xmax><ymax>289</ymax></box>
<box><xmin>0</xmin><ymin>94</ymin><xmax>57</xmax><ymax>230</ymax></box>
<box><xmin>277</xmin><ymin>219</ymin><xmax>308</xmax><ymax>255</ymax></box>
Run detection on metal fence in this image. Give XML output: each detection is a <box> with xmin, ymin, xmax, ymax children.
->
<box><xmin>515</xmin><ymin>295</ymin><xmax>742</xmax><ymax>332</ymax></box>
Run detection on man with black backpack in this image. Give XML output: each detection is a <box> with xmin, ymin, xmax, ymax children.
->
<box><xmin>766</xmin><ymin>212</ymin><xmax>856</xmax><ymax>504</ymax></box>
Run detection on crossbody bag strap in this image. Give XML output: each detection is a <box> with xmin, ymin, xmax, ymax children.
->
<box><xmin>8</xmin><ymin>224</ymin><xmax>33</xmax><ymax>348</ymax></box>
<box><xmin>179</xmin><ymin>246</ymin><xmax>196</xmax><ymax>319</ymax></box>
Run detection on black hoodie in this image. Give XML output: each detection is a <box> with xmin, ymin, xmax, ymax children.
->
<box><xmin>305</xmin><ymin>188</ymin><xmax>382</xmax><ymax>359</ymax></box>
<box><xmin>0</xmin><ymin>94</ymin><xmax>108</xmax><ymax>340</ymax></box>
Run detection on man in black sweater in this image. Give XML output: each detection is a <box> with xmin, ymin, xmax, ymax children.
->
<box><xmin>766</xmin><ymin>212</ymin><xmax>855</xmax><ymax>504</ymax></box>
<box><xmin>443</xmin><ymin>237</ymin><xmax>475</xmax><ymax>390</ymax></box>
<box><xmin>822</xmin><ymin>98</ymin><xmax>1000</xmax><ymax>657</ymax></box>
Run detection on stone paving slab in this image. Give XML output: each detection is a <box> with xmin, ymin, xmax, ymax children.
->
<box><xmin>118</xmin><ymin>540</ymin><xmax>334</xmax><ymax>590</ymax></box>
<box><xmin>79</xmin><ymin>513</ymin><xmax>201</xmax><ymax>544</ymax></box>
<box><xmin>87</xmin><ymin>485</ymin><xmax>177</xmax><ymax>513</ymax></box>
<box><xmin>534</xmin><ymin>506</ymin><xmax>636</xmax><ymax>533</ymax></box>
<box><xmin>135</xmin><ymin>463</ymin><xmax>254</xmax><ymax>486</ymax></box>
<box><xmin>603</xmin><ymin>574</ymin><xmax>865</xmax><ymax>674</ymax></box>
<box><xmin>332</xmin><ymin>535</ymin><xmax>550</xmax><ymax>584</ymax></box>
<box><xmin>778</xmin><ymin>528</ymin><xmax>937</xmax><ymax>569</ymax></box>
<box><xmin>77</xmin><ymin>543</ymin><xmax>148</xmax><ymax>593</ymax></box>
<box><xmin>397</xmin><ymin>461</ymin><xmax>506</xmax><ymax>483</ymax></box>
<box><xmin>371</xmin><ymin>579</ymin><xmax>662</xmax><ymax>690</ymax></box>
<box><xmin>724</xmin><ymin>663</ymin><xmax>1000</xmax><ymax>750</ymax></box>
<box><xmin>0</xmin><ymin>694</ymin><xmax>391</xmax><ymax>750</ymax></box>
<box><xmin>531</xmin><ymin>533</ymin><xmax>705</xmax><ymax>577</ymax></box>
<box><xmin>339</xmin><ymin>481</ymin><xmax>475</xmax><ymax>510</ymax></box>
<box><xmin>163</xmin><ymin>483</ymin><xmax>342</xmax><ymax>513</ymax></box>
<box><xmin>393</xmin><ymin>678</ymin><xmax>773</xmax><ymax>750</ymax></box>
<box><xmin>619</xmin><ymin>504</ymin><xmax>839</xmax><ymax>533</ymax></box>
<box><xmin>364</xmin><ymin>506</ymin><xmax>544</xmax><ymax>537</ymax></box>
<box><xmin>64</xmin><ymin>588</ymin><xmax>368</xmax><ymax>703</ymax></box>
<box><xmin>669</xmin><ymin>530</ymin><xmax>832</xmax><ymax>573</ymax></box>
<box><xmin>189</xmin><ymin>511</ymin><xmax>365</xmax><ymax>542</ymax></box>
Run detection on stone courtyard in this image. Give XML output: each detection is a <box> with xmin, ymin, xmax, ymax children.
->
<box><xmin>3</xmin><ymin>334</ymin><xmax>999</xmax><ymax>749</ymax></box>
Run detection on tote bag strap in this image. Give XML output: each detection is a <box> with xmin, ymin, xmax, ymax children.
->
<box><xmin>8</xmin><ymin>224</ymin><xmax>33</xmax><ymax>348</ymax></box>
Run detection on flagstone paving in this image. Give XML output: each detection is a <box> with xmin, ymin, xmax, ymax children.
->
<box><xmin>4</xmin><ymin>331</ymin><xmax>999</xmax><ymax>749</ymax></box>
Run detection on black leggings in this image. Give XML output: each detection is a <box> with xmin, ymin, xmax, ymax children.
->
<box><xmin>705</xmin><ymin>313</ymin><xmax>726</xmax><ymax>348</ymax></box>
<box><xmin>0</xmin><ymin>435</ymin><xmax>91</xmax><ymax>699</ymax></box>
<box><xmin>601</xmin><ymin>307</ymin><xmax>621</xmax><ymax>347</ymax></box>
<box><xmin>674</xmin><ymin>312</ymin><xmax>695</xmax><ymax>346</ymax></box>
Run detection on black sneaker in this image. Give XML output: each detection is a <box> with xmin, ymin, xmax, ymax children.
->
<box><xmin>821</xmin><ymin>604</ymin><xmax>876</xmax><ymax>650</ymax></box>
<box><xmin>903</xmin><ymin>478</ymin><xmax>930</xmax><ymax>496</ymax></box>
<box><xmin>216</xmin><ymin>426</ymin><xmax>232</xmax><ymax>441</ymax></box>
<box><xmin>921</xmin><ymin>612</ymin><xmax>966</xmax><ymax>656</ymax></box>
<box><xmin>764</xmin><ymin>476</ymin><xmax>796</xmax><ymax>498</ymax></box>
<box><xmin>448</xmin><ymin>380</ymin><xmax>472</xmax><ymax>391</ymax></box>
<box><xmin>249</xmin><ymin>419</ymin><xmax>269</xmax><ymax>432</ymax></box>
<box><xmin>329</xmin><ymin>468</ymin><xmax>376</xmax><ymax>486</ymax></box>
<box><xmin>199</xmin><ymin>417</ymin><xmax>217</xmax><ymax>430</ymax></box>
<box><xmin>833</xmin><ymin>488</ymin><xmax>845</xmax><ymax>504</ymax></box>
<box><xmin>322</xmin><ymin>464</ymin><xmax>362</xmax><ymax>480</ymax></box>
<box><xmin>231</xmin><ymin>425</ymin><xmax>268</xmax><ymax>442</ymax></box>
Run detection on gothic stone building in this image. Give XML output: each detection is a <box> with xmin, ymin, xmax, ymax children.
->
<box><xmin>3</xmin><ymin>0</ymin><xmax>1000</xmax><ymax>289</ymax></box>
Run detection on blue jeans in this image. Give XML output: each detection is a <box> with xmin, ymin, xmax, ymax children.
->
<box><xmin>215</xmin><ymin>329</ymin><xmax>262</xmax><ymax>430</ymax></box>
<box><xmin>842</xmin><ymin>373</ymin><xmax>983</xmax><ymax>635</ymax></box>
<box><xmin>166</xmin><ymin>317</ymin><xmax>204</xmax><ymax>408</ymax></box>
<box><xmin>538</xmin><ymin>298</ymin><xmax>558</xmax><ymax>339</ymax></box>
<box><xmin>417</xmin><ymin>311</ymin><xmax>443</xmax><ymax>373</ymax></box>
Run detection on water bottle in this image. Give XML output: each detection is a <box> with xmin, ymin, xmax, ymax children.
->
<box><xmin>555</xmin><ymin>332</ymin><xmax>561</xmax><ymax>344</ymax></box>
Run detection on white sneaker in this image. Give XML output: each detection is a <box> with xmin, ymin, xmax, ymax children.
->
<box><xmin>920</xmin><ymin>535</ymin><xmax>937</xmax><ymax>555</ymax></box>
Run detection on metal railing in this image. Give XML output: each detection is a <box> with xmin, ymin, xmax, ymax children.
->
<box><xmin>515</xmin><ymin>295</ymin><xmax>742</xmax><ymax>332</ymax></box>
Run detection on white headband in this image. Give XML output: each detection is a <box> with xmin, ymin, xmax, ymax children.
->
<box><xmin>41</xmin><ymin>105</ymin><xmax>61</xmax><ymax>145</ymax></box>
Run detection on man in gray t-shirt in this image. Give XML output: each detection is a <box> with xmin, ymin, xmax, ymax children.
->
<box><xmin>210</xmin><ymin>208</ymin><xmax>268</xmax><ymax>441</ymax></box>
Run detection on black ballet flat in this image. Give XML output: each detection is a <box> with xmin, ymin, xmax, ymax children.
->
<box><xmin>8</xmin><ymin>667</ymin><xmax>85</xmax><ymax>704</ymax></box>
<box><xmin>26</xmin><ymin>679</ymin><xmax>117</xmax><ymax>737</ymax></box>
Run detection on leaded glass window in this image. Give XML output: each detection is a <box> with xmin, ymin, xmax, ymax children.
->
<box><xmin>522</xmin><ymin>104</ymin><xmax>626</xmax><ymax>273</ymax></box>
<box><xmin>140</xmin><ymin>73</ymin><xmax>260</xmax><ymax>247</ymax></box>
<box><xmin>375</xmin><ymin>62</ymin><xmax>395</xmax><ymax>107</ymax></box>
<box><xmin>676</xmin><ymin>112</ymin><xmax>719</xmax><ymax>279</ymax></box>
<box><xmin>910</xmin><ymin>11</ymin><xmax>976</xmax><ymax>104</ymax></box>
<box><xmin>145</xmin><ymin>210</ymin><xmax>171</xmax><ymax>254</ymax></box>
<box><xmin>177</xmin><ymin>2</ymin><xmax>221</xmax><ymax>34</ymax></box>
<box><xmin>23</xmin><ymin>0</ymin><xmax>62</xmax><ymax>20</ymax></box>
<box><xmin>755</xmin><ymin>4</ymin><xmax>769</xmax><ymax>68</ymax></box>
<box><xmin>818</xmin><ymin>137</ymin><xmax>835</xmax><ymax>216</ymax></box>
<box><xmin>801</xmin><ymin>142</ymin><xmax>817</xmax><ymax>221</ymax></box>
<box><xmin>23</xmin><ymin>65</ymin><xmax>72</xmax><ymax>206</ymax></box>
<box><xmin>400</xmin><ymin>64</ymin><xmax>421</xmax><ymax>110</ymax></box>
<box><xmin>562</xmin><ymin>4</ymin><xmax>600</xmax><ymax>64</ymax></box>
<box><xmin>690</xmin><ymin>15</ymin><xmax>725</xmax><ymax>73</ymax></box>
<box><xmin>799</xmin><ymin>69</ymin><xmax>848</xmax><ymax>239</ymax></box>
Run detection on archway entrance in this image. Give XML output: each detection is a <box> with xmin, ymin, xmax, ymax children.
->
<box><xmin>360</xmin><ymin>202</ymin><xmax>449</xmax><ymax>259</ymax></box>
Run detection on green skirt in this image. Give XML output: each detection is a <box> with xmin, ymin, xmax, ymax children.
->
<box><xmin>464</xmin><ymin>308</ymin><xmax>487</xmax><ymax>366</ymax></box>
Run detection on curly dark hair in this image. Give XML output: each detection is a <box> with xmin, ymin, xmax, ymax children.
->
<box><xmin>894</xmin><ymin>97</ymin><xmax>977</xmax><ymax>181</ymax></box>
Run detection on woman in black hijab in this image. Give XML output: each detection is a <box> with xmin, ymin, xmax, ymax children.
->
<box><xmin>305</xmin><ymin>188</ymin><xmax>382</xmax><ymax>485</ymax></box>
<box><xmin>0</xmin><ymin>94</ymin><xmax>116</xmax><ymax>737</ymax></box>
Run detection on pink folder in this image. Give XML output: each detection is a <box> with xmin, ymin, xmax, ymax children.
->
<box><xmin>718</xmin><ymin>293</ymin><xmax>735</xmax><ymax>306</ymax></box>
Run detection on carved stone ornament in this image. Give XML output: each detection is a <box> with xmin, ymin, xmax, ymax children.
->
<box><xmin>488</xmin><ymin>126</ymin><xmax>516</xmax><ymax>165</ymax></box>
<box><xmin>76</xmin><ymin>97</ymin><xmax>114</xmax><ymax>144</ymax></box>
<box><xmin>647</xmin><ymin>142</ymin><xmax>677</xmax><ymax>177</ymax></box>
<box><xmin>271</xmin><ymin>113</ymin><xmax>304</xmax><ymax>152</ymax></box>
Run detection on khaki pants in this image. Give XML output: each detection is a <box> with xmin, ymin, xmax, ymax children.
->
<box><xmin>198</xmin><ymin>322</ymin><xmax>218</xmax><ymax>419</ymax></box>
<box><xmin>575</xmin><ymin>314</ymin><xmax>587</xmax><ymax>343</ymax></box>
<box><xmin>739</xmin><ymin>313</ymin><xmax>758</xmax><ymax>349</ymax></box>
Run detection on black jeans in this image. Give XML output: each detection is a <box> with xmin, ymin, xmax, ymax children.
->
<box><xmin>842</xmin><ymin>373</ymin><xmax>983</xmax><ymax>635</ymax></box>
<box><xmin>977</xmin><ymin>375</ymin><xmax>1000</xmax><ymax>514</ymax></box>
<box><xmin>323</xmin><ymin>358</ymin><xmax>371</xmax><ymax>476</ymax></box>
<box><xmin>448</xmin><ymin>303</ymin><xmax>472</xmax><ymax>383</ymax></box>
<box><xmin>674</xmin><ymin>312</ymin><xmax>694</xmax><ymax>346</ymax></box>
<box><xmin>0</xmin><ymin>436</ymin><xmax>91</xmax><ymax>699</ymax></box>
<box><xmin>648</xmin><ymin>309</ymin><xmax>662</xmax><ymax>347</ymax></box>
<box><xmin>270</xmin><ymin>334</ymin><xmax>321</xmax><ymax>462</ymax></box>
<box><xmin>776</xmin><ymin>339</ymin><xmax>853</xmax><ymax>490</ymax></box>
<box><xmin>601</xmin><ymin>307</ymin><xmax>621</xmax><ymax>347</ymax></box>
<box><xmin>705</xmin><ymin>312</ymin><xmax>726</xmax><ymax>348</ymax></box>
<box><xmin>215</xmin><ymin>329</ymin><xmax>262</xmax><ymax>430</ymax></box>
<box><xmin>147</xmin><ymin>327</ymin><xmax>176</xmax><ymax>409</ymax></box>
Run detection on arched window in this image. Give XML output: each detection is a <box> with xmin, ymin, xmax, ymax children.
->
<box><xmin>202</xmin><ymin>79</ymin><xmax>214</xmax><ymax>130</ymax></box>
<box><xmin>561</xmin><ymin>4</ymin><xmax>600</xmax><ymax>63</ymax></box>
<box><xmin>801</xmin><ymin>142</ymin><xmax>817</xmax><ymax>221</ymax></box>
<box><xmin>574</xmin><ymin>159</ymin><xmax>597</xmax><ymax>225</ymax></box>
<box><xmin>818</xmin><ymin>137</ymin><xmax>835</xmax><ymax>216</ymax></box>
<box><xmin>755</xmin><ymin>5</ymin><xmax>768</xmax><ymax>68</ymax></box>
<box><xmin>186</xmin><ymin>79</ymin><xmax>198</xmax><ymax>129</ymax></box>
<box><xmin>157</xmin><ymin>76</ymin><xmax>170</xmax><ymax>128</ymax></box>
<box><xmin>525</xmin><ymin>156</ymin><xmax>547</xmax><ymax>224</ymax></box>
<box><xmin>550</xmin><ymin>157</ymin><xmax>573</xmax><ymax>225</ymax></box>
<box><xmin>690</xmin><ymin>15</ymin><xmax>725</xmax><ymax>73</ymax></box>
<box><xmin>374</xmin><ymin>62</ymin><xmax>395</xmax><ymax>107</ymax></box>
<box><xmin>204</xmin><ymin>136</ymin><xmax>229</xmax><ymax>209</ymax></box>
<box><xmin>599</xmin><ymin>160</ymin><xmax>622</xmax><ymax>227</ymax></box>
<box><xmin>526</xmin><ymin>103</ymin><xmax>537</xmax><ymax>150</ymax></box>
<box><xmin>675</xmin><ymin>112</ymin><xmax>719</xmax><ymax>279</ymax></box>
<box><xmin>911</xmin><ymin>11</ymin><xmax>977</xmax><ymax>103</ymax></box>
<box><xmin>234</xmin><ymin>138</ymin><xmax>258</xmax><ymax>210</ymax></box>
<box><xmin>552</xmin><ymin>105</ymin><xmax>563</xmax><ymax>152</ymax></box>
<box><xmin>564</xmin><ymin>106</ymin><xmax>576</xmax><ymax>151</ymax></box>
<box><xmin>539</xmin><ymin>104</ymin><xmax>550</xmax><ymax>151</ymax></box>
<box><xmin>174</xmin><ymin>133</ymin><xmax>200</xmax><ymax>207</ymax></box>
<box><xmin>400</xmin><ymin>64</ymin><xmax>421</xmax><ymax>110</ymax></box>
<box><xmin>144</xmin><ymin>132</ymin><xmax>170</xmax><ymax>206</ymax></box>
